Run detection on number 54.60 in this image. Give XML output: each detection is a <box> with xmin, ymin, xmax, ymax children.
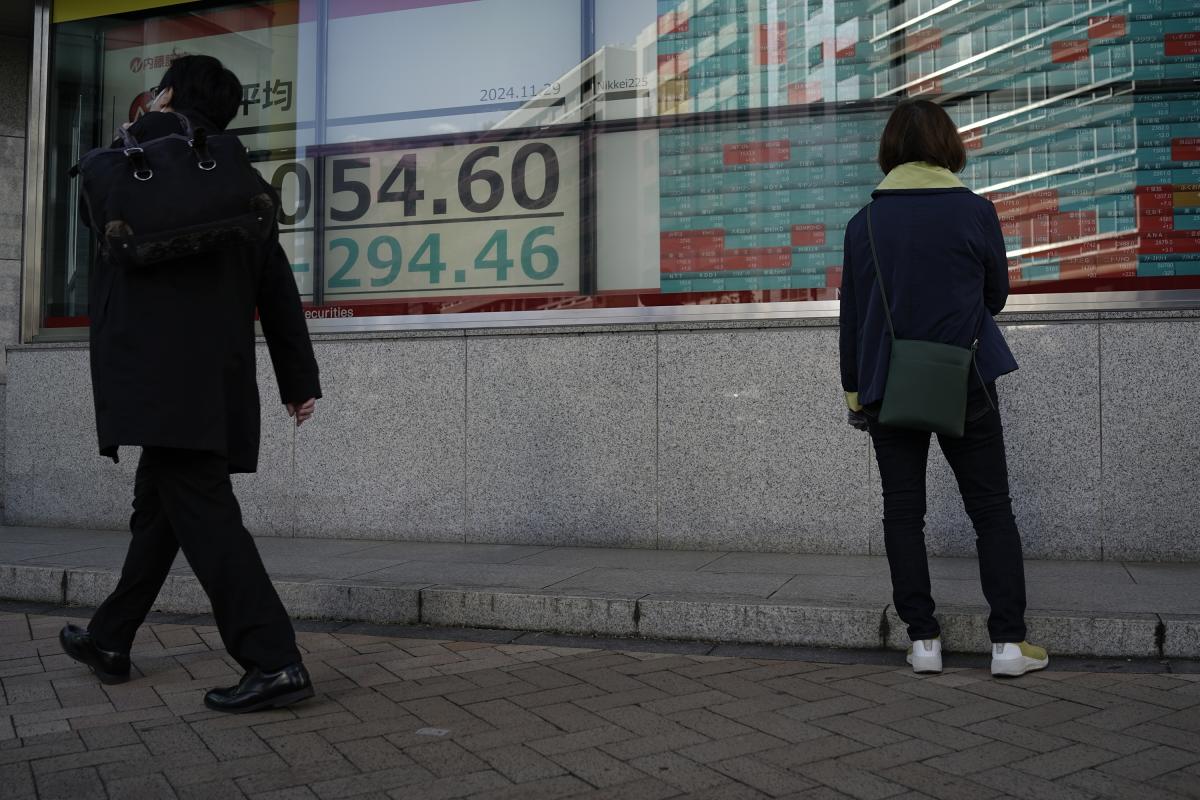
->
<box><xmin>327</xmin><ymin>227</ymin><xmax>559</xmax><ymax>290</ymax></box>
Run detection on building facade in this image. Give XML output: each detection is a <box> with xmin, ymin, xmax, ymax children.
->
<box><xmin>3</xmin><ymin>0</ymin><xmax>1199</xmax><ymax>561</ymax></box>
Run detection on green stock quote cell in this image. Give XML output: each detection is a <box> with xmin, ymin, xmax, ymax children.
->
<box><xmin>324</xmin><ymin>228</ymin><xmax>560</xmax><ymax>295</ymax></box>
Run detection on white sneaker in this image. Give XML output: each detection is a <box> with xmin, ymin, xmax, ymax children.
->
<box><xmin>906</xmin><ymin>638</ymin><xmax>942</xmax><ymax>674</ymax></box>
<box><xmin>991</xmin><ymin>641</ymin><xmax>1049</xmax><ymax>677</ymax></box>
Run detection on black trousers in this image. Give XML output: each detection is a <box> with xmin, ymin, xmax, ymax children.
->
<box><xmin>89</xmin><ymin>447</ymin><xmax>301</xmax><ymax>673</ymax></box>
<box><xmin>867</xmin><ymin>387</ymin><xmax>1027</xmax><ymax>644</ymax></box>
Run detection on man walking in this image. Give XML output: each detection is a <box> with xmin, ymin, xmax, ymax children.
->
<box><xmin>59</xmin><ymin>55</ymin><xmax>321</xmax><ymax>714</ymax></box>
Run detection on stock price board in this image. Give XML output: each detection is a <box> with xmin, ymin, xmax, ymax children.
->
<box><xmin>256</xmin><ymin>135</ymin><xmax>580</xmax><ymax>306</ymax></box>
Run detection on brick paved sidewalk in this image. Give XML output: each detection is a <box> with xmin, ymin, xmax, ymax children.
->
<box><xmin>3</xmin><ymin>607</ymin><xmax>1200</xmax><ymax>800</ymax></box>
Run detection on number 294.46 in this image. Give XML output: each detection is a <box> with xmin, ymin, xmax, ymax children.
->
<box><xmin>326</xmin><ymin>227</ymin><xmax>559</xmax><ymax>292</ymax></box>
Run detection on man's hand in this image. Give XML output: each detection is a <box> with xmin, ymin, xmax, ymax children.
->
<box><xmin>287</xmin><ymin>398</ymin><xmax>316</xmax><ymax>427</ymax></box>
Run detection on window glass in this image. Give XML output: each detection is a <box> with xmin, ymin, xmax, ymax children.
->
<box><xmin>324</xmin><ymin>0</ymin><xmax>582</xmax><ymax>141</ymax></box>
<box><xmin>37</xmin><ymin>1</ymin><xmax>1200</xmax><ymax>333</ymax></box>
<box><xmin>42</xmin><ymin>0</ymin><xmax>318</xmax><ymax>326</ymax></box>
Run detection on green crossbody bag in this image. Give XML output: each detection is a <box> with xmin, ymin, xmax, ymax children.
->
<box><xmin>865</xmin><ymin>202</ymin><xmax>977</xmax><ymax>439</ymax></box>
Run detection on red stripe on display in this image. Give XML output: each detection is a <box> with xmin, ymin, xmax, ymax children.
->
<box><xmin>787</xmin><ymin>80</ymin><xmax>821</xmax><ymax>104</ymax></box>
<box><xmin>660</xmin><ymin>230</ymin><xmax>726</xmax><ymax>257</ymax></box>
<box><xmin>1165</xmin><ymin>32</ymin><xmax>1200</xmax><ymax>57</ymax></box>
<box><xmin>989</xmin><ymin>190</ymin><xmax>1060</xmax><ymax>220</ymax></box>
<box><xmin>102</xmin><ymin>0</ymin><xmax>480</xmax><ymax>50</ymax></box>
<box><xmin>1038</xmin><ymin>236</ymin><xmax>1136</xmax><ymax>259</ymax></box>
<box><xmin>723</xmin><ymin>140</ymin><xmax>790</xmax><ymax>165</ymax></box>
<box><xmin>908</xmin><ymin>28</ymin><xmax>942</xmax><ymax>53</ymax></box>
<box><xmin>1050</xmin><ymin>40</ymin><xmax>1089</xmax><ymax>63</ymax></box>
<box><xmin>661</xmin><ymin>229</ymin><xmax>724</xmax><ymax>238</ymax></box>
<box><xmin>1135</xmin><ymin>186</ymin><xmax>1178</xmax><ymax>233</ymax></box>
<box><xmin>756</xmin><ymin>22</ymin><xmax>787</xmax><ymax>65</ymax></box>
<box><xmin>658</xmin><ymin>52</ymin><xmax>690</xmax><ymax>78</ymax></box>
<box><xmin>1171</xmin><ymin>139</ymin><xmax>1200</xmax><ymax>162</ymax></box>
<box><xmin>1139</xmin><ymin>215</ymin><xmax>1174</xmax><ymax>232</ymax></box>
<box><xmin>1087</xmin><ymin>15</ymin><xmax>1126</xmax><ymax>40</ymax></box>
<box><xmin>1138</xmin><ymin>186</ymin><xmax>1176</xmax><ymax>232</ymax></box>
<box><xmin>104</xmin><ymin>2</ymin><xmax>298</xmax><ymax>50</ymax></box>
<box><xmin>661</xmin><ymin>248</ymin><xmax>793</xmax><ymax>273</ymax></box>
<box><xmin>1139</xmin><ymin>236</ymin><xmax>1200</xmax><ymax>255</ymax></box>
<box><xmin>58</xmin><ymin>277</ymin><xmax>1200</xmax><ymax>330</ymax></box>
<box><xmin>1059</xmin><ymin>259</ymin><xmax>1139</xmax><ymax>281</ymax></box>
<box><xmin>657</xmin><ymin>10</ymin><xmax>689</xmax><ymax>36</ymax></box>
<box><xmin>43</xmin><ymin>315</ymin><xmax>90</xmax><ymax>328</ymax></box>
<box><xmin>791</xmin><ymin>224</ymin><xmax>825</xmax><ymax>247</ymax></box>
<box><xmin>1048</xmin><ymin>211</ymin><xmax>1098</xmax><ymax>240</ymax></box>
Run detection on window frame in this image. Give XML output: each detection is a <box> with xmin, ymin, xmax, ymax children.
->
<box><xmin>21</xmin><ymin>0</ymin><xmax>1200</xmax><ymax>344</ymax></box>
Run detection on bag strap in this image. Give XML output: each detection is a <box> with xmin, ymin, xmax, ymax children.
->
<box><xmin>864</xmin><ymin>201</ymin><xmax>897</xmax><ymax>342</ymax></box>
<box><xmin>164</xmin><ymin>111</ymin><xmax>217</xmax><ymax>170</ymax></box>
<box><xmin>189</xmin><ymin>127</ymin><xmax>217</xmax><ymax>171</ymax></box>
<box><xmin>114</xmin><ymin>112</ymin><xmax>215</xmax><ymax>177</ymax></box>
<box><xmin>971</xmin><ymin>314</ymin><xmax>997</xmax><ymax>411</ymax></box>
<box><xmin>116</xmin><ymin>125</ymin><xmax>153</xmax><ymax>182</ymax></box>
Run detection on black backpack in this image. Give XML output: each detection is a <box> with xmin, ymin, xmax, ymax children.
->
<box><xmin>71</xmin><ymin>112</ymin><xmax>276</xmax><ymax>268</ymax></box>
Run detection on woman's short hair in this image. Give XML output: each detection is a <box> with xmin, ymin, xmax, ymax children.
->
<box><xmin>158</xmin><ymin>55</ymin><xmax>243</xmax><ymax>131</ymax></box>
<box><xmin>877</xmin><ymin>99</ymin><xmax>967</xmax><ymax>175</ymax></box>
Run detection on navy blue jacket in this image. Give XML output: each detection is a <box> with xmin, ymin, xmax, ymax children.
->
<box><xmin>839</xmin><ymin>186</ymin><xmax>1018</xmax><ymax>406</ymax></box>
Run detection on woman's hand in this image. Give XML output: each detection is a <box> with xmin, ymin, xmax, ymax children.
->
<box><xmin>287</xmin><ymin>398</ymin><xmax>317</xmax><ymax>427</ymax></box>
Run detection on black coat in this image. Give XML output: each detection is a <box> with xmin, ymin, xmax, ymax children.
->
<box><xmin>86</xmin><ymin>111</ymin><xmax>320</xmax><ymax>473</ymax></box>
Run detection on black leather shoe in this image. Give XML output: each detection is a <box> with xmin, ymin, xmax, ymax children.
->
<box><xmin>204</xmin><ymin>663</ymin><xmax>314</xmax><ymax>714</ymax></box>
<box><xmin>59</xmin><ymin>624</ymin><xmax>131</xmax><ymax>685</ymax></box>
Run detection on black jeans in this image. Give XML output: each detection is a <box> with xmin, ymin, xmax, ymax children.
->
<box><xmin>867</xmin><ymin>385</ymin><xmax>1027</xmax><ymax>643</ymax></box>
<box><xmin>89</xmin><ymin>447</ymin><xmax>301</xmax><ymax>673</ymax></box>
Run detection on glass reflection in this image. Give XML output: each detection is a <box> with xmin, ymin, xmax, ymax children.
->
<box><xmin>38</xmin><ymin>0</ymin><xmax>1200</xmax><ymax>331</ymax></box>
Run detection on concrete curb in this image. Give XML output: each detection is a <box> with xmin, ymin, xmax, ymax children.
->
<box><xmin>421</xmin><ymin>588</ymin><xmax>638</xmax><ymax>636</ymax></box>
<box><xmin>1161</xmin><ymin>614</ymin><xmax>1200</xmax><ymax>659</ymax></box>
<box><xmin>1</xmin><ymin>563</ymin><xmax>1195</xmax><ymax>659</ymax></box>
<box><xmin>638</xmin><ymin>596</ymin><xmax>882</xmax><ymax>649</ymax></box>
<box><xmin>883</xmin><ymin>606</ymin><xmax>1162</xmax><ymax>658</ymax></box>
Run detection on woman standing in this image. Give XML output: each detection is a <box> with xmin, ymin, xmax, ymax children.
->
<box><xmin>838</xmin><ymin>100</ymin><xmax>1048</xmax><ymax>678</ymax></box>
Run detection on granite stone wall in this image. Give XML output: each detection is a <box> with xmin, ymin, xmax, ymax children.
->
<box><xmin>0</xmin><ymin>6</ymin><xmax>1188</xmax><ymax>559</ymax></box>
<box><xmin>0</xmin><ymin>28</ymin><xmax>32</xmax><ymax>513</ymax></box>
<box><xmin>4</xmin><ymin>315</ymin><xmax>1193</xmax><ymax>561</ymax></box>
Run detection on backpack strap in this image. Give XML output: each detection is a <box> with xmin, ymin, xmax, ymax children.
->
<box><xmin>190</xmin><ymin>127</ymin><xmax>217</xmax><ymax>171</ymax></box>
<box><xmin>166</xmin><ymin>111</ymin><xmax>217</xmax><ymax>171</ymax></box>
<box><xmin>115</xmin><ymin>126</ymin><xmax>153</xmax><ymax>182</ymax></box>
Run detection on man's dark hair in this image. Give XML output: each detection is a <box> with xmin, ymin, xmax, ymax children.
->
<box><xmin>877</xmin><ymin>99</ymin><xmax>967</xmax><ymax>175</ymax></box>
<box><xmin>158</xmin><ymin>55</ymin><xmax>242</xmax><ymax>131</ymax></box>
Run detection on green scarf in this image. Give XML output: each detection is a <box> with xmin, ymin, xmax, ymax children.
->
<box><xmin>876</xmin><ymin>161</ymin><xmax>966</xmax><ymax>191</ymax></box>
